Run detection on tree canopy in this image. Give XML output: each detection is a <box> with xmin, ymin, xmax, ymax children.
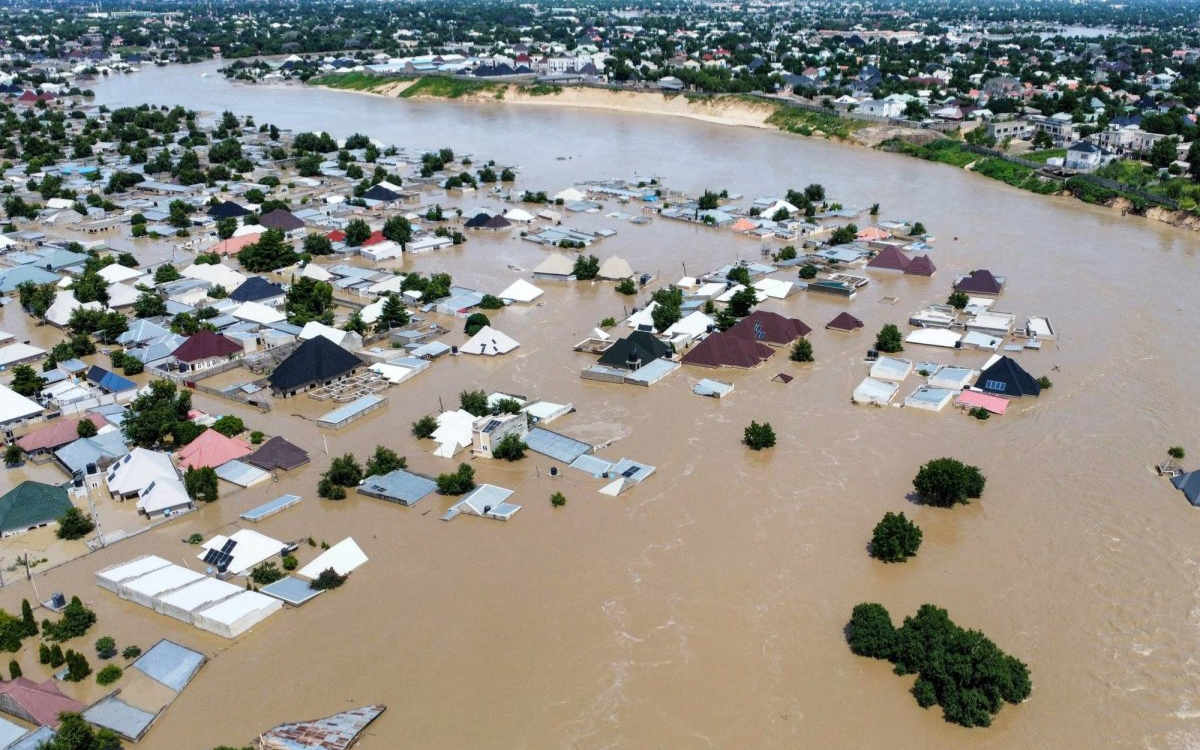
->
<box><xmin>912</xmin><ymin>458</ymin><xmax>986</xmax><ymax>507</ymax></box>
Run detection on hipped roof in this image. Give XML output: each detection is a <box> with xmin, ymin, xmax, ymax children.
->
<box><xmin>268</xmin><ymin>335</ymin><xmax>365</xmax><ymax>392</ymax></box>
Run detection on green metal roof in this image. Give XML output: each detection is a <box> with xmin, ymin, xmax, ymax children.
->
<box><xmin>0</xmin><ymin>482</ymin><xmax>73</xmax><ymax>534</ymax></box>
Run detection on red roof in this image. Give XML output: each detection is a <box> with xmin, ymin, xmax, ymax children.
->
<box><xmin>361</xmin><ymin>230</ymin><xmax>386</xmax><ymax>247</ymax></box>
<box><xmin>905</xmin><ymin>254</ymin><xmax>936</xmax><ymax>277</ymax></box>
<box><xmin>177</xmin><ymin>428</ymin><xmax>252</xmax><ymax>470</ymax></box>
<box><xmin>954</xmin><ymin>269</ymin><xmax>1003</xmax><ymax>295</ymax></box>
<box><xmin>326</xmin><ymin>230</ymin><xmax>346</xmax><ymax>242</ymax></box>
<box><xmin>726</xmin><ymin>310</ymin><xmax>811</xmax><ymax>346</ymax></box>
<box><xmin>0</xmin><ymin>677</ymin><xmax>84</xmax><ymax>726</ymax></box>
<box><xmin>866</xmin><ymin>246</ymin><xmax>911</xmax><ymax>271</ymax></box>
<box><xmin>171</xmin><ymin>330</ymin><xmax>243</xmax><ymax>363</ymax></box>
<box><xmin>826</xmin><ymin>312</ymin><xmax>864</xmax><ymax>331</ymax></box>
<box><xmin>682</xmin><ymin>332</ymin><xmax>775</xmax><ymax>368</ymax></box>
<box><xmin>17</xmin><ymin>414</ymin><xmax>108</xmax><ymax>453</ymax></box>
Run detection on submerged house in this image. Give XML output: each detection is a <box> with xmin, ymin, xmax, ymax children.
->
<box><xmin>975</xmin><ymin>356</ymin><xmax>1041</xmax><ymax>398</ymax></box>
<box><xmin>955</xmin><ymin>269</ymin><xmax>1004</xmax><ymax>296</ymax></box>
<box><xmin>597</xmin><ymin>331</ymin><xmax>673</xmax><ymax>370</ymax></box>
<box><xmin>1171</xmin><ymin>471</ymin><xmax>1200</xmax><ymax>507</ymax></box>
<box><xmin>727</xmin><ymin>310</ymin><xmax>811</xmax><ymax>347</ymax></box>
<box><xmin>268</xmin><ymin>336</ymin><xmax>366</xmax><ymax>396</ymax></box>
<box><xmin>681</xmin><ymin>332</ymin><xmax>774</xmax><ymax>369</ymax></box>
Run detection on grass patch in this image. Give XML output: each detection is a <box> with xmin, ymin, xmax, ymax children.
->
<box><xmin>517</xmin><ymin>83</ymin><xmax>562</xmax><ymax>96</ymax></box>
<box><xmin>887</xmin><ymin>139</ymin><xmax>1058</xmax><ymax>194</ymax></box>
<box><xmin>1023</xmin><ymin>148</ymin><xmax>1066</xmax><ymax>164</ymax></box>
<box><xmin>885</xmin><ymin>138</ymin><xmax>976</xmax><ymax>167</ymax></box>
<box><xmin>766</xmin><ymin>104</ymin><xmax>865</xmax><ymax>140</ymax></box>
<box><xmin>310</xmin><ymin>72</ymin><xmax>394</xmax><ymax>92</ymax></box>
<box><xmin>397</xmin><ymin>77</ymin><xmax>503</xmax><ymax>99</ymax></box>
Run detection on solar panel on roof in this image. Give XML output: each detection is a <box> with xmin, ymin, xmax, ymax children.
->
<box><xmin>221</xmin><ymin>539</ymin><xmax>237</xmax><ymax>553</ymax></box>
<box><xmin>202</xmin><ymin>549</ymin><xmax>222</xmax><ymax>565</ymax></box>
<box><xmin>482</xmin><ymin>420</ymin><xmax>501</xmax><ymax>433</ymax></box>
<box><xmin>621</xmin><ymin>466</ymin><xmax>640</xmax><ymax>478</ymax></box>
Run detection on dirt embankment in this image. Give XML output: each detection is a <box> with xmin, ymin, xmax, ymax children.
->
<box><xmin>1110</xmin><ymin>197</ymin><xmax>1200</xmax><ymax>230</ymax></box>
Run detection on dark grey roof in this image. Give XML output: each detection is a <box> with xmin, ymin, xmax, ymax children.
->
<box><xmin>268</xmin><ymin>335</ymin><xmax>364</xmax><ymax>393</ymax></box>
<box><xmin>597</xmin><ymin>331</ymin><xmax>672</xmax><ymax>369</ymax></box>
<box><xmin>229</xmin><ymin>276</ymin><xmax>285</xmax><ymax>302</ymax></box>
<box><xmin>975</xmin><ymin>356</ymin><xmax>1041</xmax><ymax>398</ymax></box>
<box><xmin>246</xmin><ymin>436</ymin><xmax>310</xmax><ymax>471</ymax></box>
<box><xmin>358</xmin><ymin>469</ymin><xmax>438</xmax><ymax>506</ymax></box>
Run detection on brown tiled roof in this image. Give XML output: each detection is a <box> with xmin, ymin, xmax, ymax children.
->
<box><xmin>681</xmin><ymin>332</ymin><xmax>775</xmax><ymax>368</ymax></box>
<box><xmin>0</xmin><ymin>677</ymin><xmax>84</xmax><ymax>726</ymax></box>
<box><xmin>825</xmin><ymin>312</ymin><xmax>864</xmax><ymax>331</ymax></box>
<box><xmin>726</xmin><ymin>310</ymin><xmax>812</xmax><ymax>346</ymax></box>
<box><xmin>171</xmin><ymin>330</ymin><xmax>243</xmax><ymax>363</ymax></box>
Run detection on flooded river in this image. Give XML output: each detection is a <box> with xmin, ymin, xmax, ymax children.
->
<box><xmin>4</xmin><ymin>61</ymin><xmax>1197</xmax><ymax>750</ymax></box>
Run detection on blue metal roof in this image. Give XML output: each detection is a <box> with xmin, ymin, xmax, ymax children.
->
<box><xmin>359</xmin><ymin>469</ymin><xmax>437</xmax><ymax>506</ymax></box>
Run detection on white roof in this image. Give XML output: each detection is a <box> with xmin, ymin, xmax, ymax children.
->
<box><xmin>692</xmin><ymin>282</ymin><xmax>726</xmax><ymax>299</ymax></box>
<box><xmin>194</xmin><ymin>590</ymin><xmax>279</xmax><ymax>625</ymax></box>
<box><xmin>664</xmin><ymin>310</ymin><xmax>715</xmax><ymax>338</ymax></box>
<box><xmin>97</xmin><ymin>264</ymin><xmax>145</xmax><ymax>284</ymax></box>
<box><xmin>870</xmin><ymin>356</ymin><xmax>913</xmax><ymax>382</ymax></box>
<box><xmin>106</xmin><ymin>447</ymin><xmax>178</xmax><ymax>495</ymax></box>
<box><xmin>503</xmin><ymin>208</ymin><xmax>535</xmax><ymax>223</ymax></box>
<box><xmin>155</xmin><ymin>576</ymin><xmax>242</xmax><ymax>613</ymax></box>
<box><xmin>906</xmin><ymin>328</ymin><xmax>962</xmax><ymax>348</ymax></box>
<box><xmin>297</xmin><ymin>538</ymin><xmax>368</xmax><ymax>579</ymax></box>
<box><xmin>369</xmin><ymin>362</ymin><xmax>417</xmax><ymax>383</ymax></box>
<box><xmin>0</xmin><ymin>383</ymin><xmax>42</xmax><ymax>424</ymax></box>
<box><xmin>532</xmin><ymin>253</ymin><xmax>575</xmax><ymax>276</ymax></box>
<box><xmin>198</xmin><ymin>529</ymin><xmax>284</xmax><ymax>575</ymax></box>
<box><xmin>359</xmin><ymin>298</ymin><xmax>385</xmax><ymax>325</ymax></box>
<box><xmin>716</xmin><ymin>284</ymin><xmax>767</xmax><ymax>303</ymax></box>
<box><xmin>753</xmin><ymin>278</ymin><xmax>794</xmax><ymax>299</ymax></box>
<box><xmin>182</xmin><ymin>263</ymin><xmax>246</xmax><ymax>290</ymax></box>
<box><xmin>106</xmin><ymin>282</ymin><xmax>140</xmax><ymax>308</ymax></box>
<box><xmin>232</xmin><ymin>223</ymin><xmax>263</xmax><ymax>238</ymax></box>
<box><xmin>0</xmin><ymin>342</ymin><xmax>45</xmax><ymax>367</ymax></box>
<box><xmin>232</xmin><ymin>301</ymin><xmax>286</xmax><ymax>325</ymax></box>
<box><xmin>625</xmin><ymin>301</ymin><xmax>658</xmax><ymax>329</ymax></box>
<box><xmin>432</xmin><ymin>409</ymin><xmax>474</xmax><ymax>454</ymax></box>
<box><xmin>95</xmin><ymin>555</ymin><xmax>172</xmax><ymax>587</ymax></box>
<box><xmin>597</xmin><ymin>255</ymin><xmax>634</xmax><ymax>280</ymax></box>
<box><xmin>122</xmin><ymin>564</ymin><xmax>204</xmax><ymax>598</ymax></box>
<box><xmin>461</xmin><ymin>325</ymin><xmax>519</xmax><ymax>356</ymax></box>
<box><xmin>45</xmin><ymin>290</ymin><xmax>101</xmax><ymax>327</ymax></box>
<box><xmin>301</xmin><ymin>263</ymin><xmax>333</xmax><ymax>281</ymax></box>
<box><xmin>554</xmin><ymin>187</ymin><xmax>586</xmax><ymax>202</ymax></box>
<box><xmin>367</xmin><ymin>275</ymin><xmax>405</xmax><ymax>295</ymax></box>
<box><xmin>497</xmin><ymin>278</ymin><xmax>544</xmax><ymax>303</ymax></box>
<box><xmin>853</xmin><ymin>377</ymin><xmax>899</xmax><ymax>405</ymax></box>
<box><xmin>136</xmin><ymin>475</ymin><xmax>191</xmax><ymax>515</ymax></box>
<box><xmin>298</xmin><ymin>321</ymin><xmax>359</xmax><ymax>348</ymax></box>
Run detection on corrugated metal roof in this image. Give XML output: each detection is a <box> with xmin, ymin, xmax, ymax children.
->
<box><xmin>260</xmin><ymin>705</ymin><xmax>386</xmax><ymax>750</ymax></box>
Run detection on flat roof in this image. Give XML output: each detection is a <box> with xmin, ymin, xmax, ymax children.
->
<box><xmin>122</xmin><ymin>565</ymin><xmax>204</xmax><ymax>598</ymax></box>
<box><xmin>241</xmin><ymin>494</ymin><xmax>303</xmax><ymax>522</ymax></box>
<box><xmin>260</xmin><ymin>576</ymin><xmax>322</xmax><ymax>606</ymax></box>
<box><xmin>196</xmin><ymin>590</ymin><xmax>280</xmax><ymax>625</ymax></box>
<box><xmin>96</xmin><ymin>555</ymin><xmax>171</xmax><ymax>585</ymax></box>
<box><xmin>609</xmin><ymin>458</ymin><xmax>656</xmax><ymax>483</ymax></box>
<box><xmin>82</xmin><ymin>696</ymin><xmax>157</xmax><ymax>741</ymax></box>
<box><xmin>0</xmin><ymin>716</ymin><xmax>27</xmax><ymax>748</ymax></box>
<box><xmin>526</xmin><ymin>427</ymin><xmax>591</xmax><ymax>464</ymax></box>
<box><xmin>132</xmin><ymin>639</ymin><xmax>206</xmax><ymax>692</ymax></box>
<box><xmin>155</xmin><ymin>577</ymin><xmax>242</xmax><ymax>616</ymax></box>
<box><xmin>569</xmin><ymin>454</ymin><xmax>613</xmax><ymax>477</ymax></box>
<box><xmin>317</xmin><ymin>394</ymin><xmax>385</xmax><ymax>427</ymax></box>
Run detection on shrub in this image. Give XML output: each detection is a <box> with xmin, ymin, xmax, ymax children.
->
<box><xmin>282</xmin><ymin>555</ymin><xmax>298</xmax><ymax>571</ymax></box>
<box><xmin>464</xmin><ymin>312</ymin><xmax>490</xmax><ymax>336</ymax></box>
<box><xmin>491</xmin><ymin>433</ymin><xmax>527</xmax><ymax>461</ymax></box>
<box><xmin>8</xmin><ymin>660</ymin><xmax>19</xmax><ymax>679</ymax></box>
<box><xmin>1169</xmin><ymin>446</ymin><xmax>1186</xmax><ymax>460</ymax></box>
<box><xmin>96</xmin><ymin>664</ymin><xmax>123</xmax><ymax>686</ymax></box>
<box><xmin>412</xmin><ymin>415</ymin><xmax>438</xmax><ymax>439</ymax></box>
<box><xmin>250</xmin><ymin>562</ymin><xmax>284</xmax><ymax>585</ymax></box>
<box><xmin>56</xmin><ymin>508</ymin><xmax>95</xmax><ymax>540</ymax></box>
<box><xmin>211</xmin><ymin>415</ymin><xmax>245</xmax><ymax>437</ymax></box>
<box><xmin>870</xmin><ymin>512</ymin><xmax>923</xmax><ymax>562</ymax></box>
<box><xmin>250</xmin><ymin>430</ymin><xmax>265</xmax><ymax>444</ymax></box>
<box><xmin>317</xmin><ymin>478</ymin><xmax>346</xmax><ymax>500</ymax></box>
<box><xmin>600</xmin><ymin>317</ymin><xmax>617</xmax><ymax>328</ymax></box>
<box><xmin>121</xmin><ymin>645</ymin><xmax>141</xmax><ymax>660</ymax></box>
<box><xmin>187</xmin><ymin>533</ymin><xmax>203</xmax><ymax>544</ymax></box>
<box><xmin>39</xmin><ymin>644</ymin><xmax>51</xmax><ymax>664</ymax></box>
<box><xmin>478</xmin><ymin>294</ymin><xmax>504</xmax><ymax>310</ymax></box>
<box><xmin>95</xmin><ymin>636</ymin><xmax>116</xmax><ymax>659</ymax></box>
<box><xmin>947</xmin><ymin>290</ymin><xmax>969</xmax><ymax>309</ymax></box>
<box><xmin>48</xmin><ymin>645</ymin><xmax>65</xmax><ymax>668</ymax></box>
<box><xmin>436</xmin><ymin>463</ymin><xmax>476</xmax><ymax>495</ymax></box>
<box><xmin>615</xmin><ymin>278</ymin><xmax>637</xmax><ymax>295</ymax></box>
<box><xmin>550</xmin><ymin>491</ymin><xmax>566</xmax><ymax>508</ymax></box>
<box><xmin>912</xmin><ymin>458</ymin><xmax>986</xmax><ymax>507</ymax></box>
<box><xmin>184</xmin><ymin>466</ymin><xmax>219</xmax><ymax>503</ymax></box>
<box><xmin>798</xmin><ymin>264</ymin><xmax>818</xmax><ymax>280</ymax></box>
<box><xmin>969</xmin><ymin>407</ymin><xmax>991</xmax><ymax>420</ymax></box>
<box><xmin>310</xmin><ymin>568</ymin><xmax>348</xmax><ymax>591</ymax></box>
<box><xmin>875</xmin><ymin>324</ymin><xmax>904</xmax><ymax>353</ymax></box>
<box><xmin>789</xmin><ymin>339</ymin><xmax>813</xmax><ymax>362</ymax></box>
<box><xmin>743</xmin><ymin>421</ymin><xmax>776</xmax><ymax>451</ymax></box>
<box><xmin>1037</xmin><ymin>375</ymin><xmax>1053</xmax><ymax>389</ymax></box>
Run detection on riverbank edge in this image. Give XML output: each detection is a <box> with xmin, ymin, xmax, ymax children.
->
<box><xmin>307</xmin><ymin>74</ymin><xmax>1200</xmax><ymax>232</ymax></box>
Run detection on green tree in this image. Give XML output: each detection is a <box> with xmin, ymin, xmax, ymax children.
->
<box><xmin>912</xmin><ymin>457</ymin><xmax>986</xmax><ymax>507</ymax></box>
<box><xmin>650</xmin><ymin>301</ymin><xmax>681</xmax><ymax>333</ymax></box>
<box><xmin>284</xmin><ymin>277</ymin><xmax>334</xmax><ymax>326</ymax></box>
<box><xmin>310</xmin><ymin>568</ymin><xmax>348</xmax><ymax>591</ymax></box>
<box><xmin>478</xmin><ymin>294</ymin><xmax>504</xmax><ymax>310</ymax></box>
<box><xmin>1188</xmin><ymin>141</ymin><xmax>1200</xmax><ymax>182</ymax></box>
<box><xmin>798</xmin><ymin>264</ymin><xmax>818</xmax><ymax>280</ymax></box>
<box><xmin>1148</xmin><ymin>136</ymin><xmax>1178</xmax><ymax>169</ymax></box>
<box><xmin>7</xmin><ymin>659</ymin><xmax>19</xmax><ymax>679</ymax></box>
<box><xmin>870</xmin><ymin>512</ymin><xmax>923</xmax><ymax>562</ymax></box>
<box><xmin>303</xmin><ymin>233</ymin><xmax>334</xmax><ymax>255</ymax></box>
<box><xmin>875</xmin><ymin>324</ymin><xmax>904</xmax><ymax>353</ymax></box>
<box><xmin>211</xmin><ymin>415</ymin><xmax>244</xmax><ymax>437</ymax></box>
<box><xmin>56</xmin><ymin>508</ymin><xmax>96</xmax><ymax>540</ymax></box>
<box><xmin>8</xmin><ymin>365</ymin><xmax>46</xmax><ymax>397</ymax></box>
<box><xmin>96</xmin><ymin>664</ymin><xmax>123</xmax><ymax>686</ymax></box>
<box><xmin>342</xmin><ymin>310</ymin><xmax>367</xmax><ymax>335</ymax></box>
<box><xmin>382</xmin><ymin>215</ymin><xmax>412</xmax><ymax>248</ymax></box>
<box><xmin>846</xmin><ymin>602</ymin><xmax>896</xmax><ymax>659</ymax></box>
<box><xmin>238</xmin><ymin>228</ymin><xmax>298</xmax><ymax>272</ymax></box>
<box><xmin>325</xmin><ymin>454</ymin><xmax>363</xmax><ymax>487</ymax></box>
<box><xmin>436</xmin><ymin>463</ymin><xmax>476</xmax><ymax>495</ymax></box>
<box><xmin>132</xmin><ymin>290</ymin><xmax>167</xmax><ymax>318</ymax></box>
<box><xmin>412</xmin><ymin>415</ymin><xmax>438</xmax><ymax>438</ymax></box>
<box><xmin>250</xmin><ymin>562</ymin><xmax>284</xmax><ymax>585</ymax></box>
<box><xmin>21</xmin><ymin>600</ymin><xmax>36</xmax><ymax>637</ymax></box>
<box><xmin>72</xmin><ymin>269</ymin><xmax>109</xmax><ymax>307</ymax></box>
<box><xmin>184</xmin><ymin>466</ymin><xmax>219</xmax><ymax>503</ymax></box>
<box><xmin>167</xmin><ymin>199</ymin><xmax>191</xmax><ymax>229</ymax></box>
<box><xmin>460</xmin><ymin>389</ymin><xmax>490</xmax><ymax>417</ymax></box>
<box><xmin>215</xmin><ymin>216</ymin><xmax>237</xmax><ymax>240</ymax></box>
<box><xmin>789</xmin><ymin>338</ymin><xmax>814</xmax><ymax>362</ymax></box>
<box><xmin>40</xmin><ymin>712</ymin><xmax>122</xmax><ymax>750</ymax></box>
<box><xmin>697</xmin><ymin>190</ymin><xmax>721</xmax><ymax>210</ymax></box>
<box><xmin>374</xmin><ymin>293</ymin><xmax>409</xmax><ymax>332</ymax></box>
<box><xmin>154</xmin><ymin>264</ymin><xmax>181</xmax><ymax>284</ymax></box>
<box><xmin>42</xmin><ymin>597</ymin><xmax>97</xmax><ymax>642</ymax></box>
<box><xmin>804</xmin><ymin>183</ymin><xmax>826</xmax><ymax>202</ymax></box>
<box><xmin>743</xmin><ymin>421</ymin><xmax>776</xmax><ymax>450</ymax></box>
<box><xmin>344</xmin><ymin>218</ymin><xmax>371</xmax><ymax>246</ymax></box>
<box><xmin>829</xmin><ymin>223</ymin><xmax>858</xmax><ymax>245</ymax></box>
<box><xmin>464</xmin><ymin>312</ymin><xmax>490</xmax><ymax>336</ymax></box>
<box><xmin>94</xmin><ymin>636</ymin><xmax>116</xmax><ymax>659</ymax></box>
<box><xmin>77</xmin><ymin>419</ymin><xmax>98</xmax><ymax>438</ymax></box>
<box><xmin>3</xmin><ymin>444</ymin><xmax>21</xmax><ymax>467</ymax></box>
<box><xmin>946</xmin><ymin>290</ymin><xmax>969</xmax><ymax>309</ymax></box>
<box><xmin>121</xmin><ymin>380</ymin><xmax>193</xmax><ymax>447</ymax></box>
<box><xmin>122</xmin><ymin>645</ymin><xmax>141</xmax><ymax>660</ymax></box>
<box><xmin>364</xmin><ymin>446</ymin><xmax>406</xmax><ymax>477</ymax></box>
<box><xmin>727</xmin><ymin>287</ymin><xmax>758</xmax><ymax>317</ymax></box>
<box><xmin>16</xmin><ymin>282</ymin><xmax>56</xmax><ymax>321</ymax></box>
<box><xmin>491</xmin><ymin>433</ymin><xmax>527</xmax><ymax>462</ymax></box>
<box><xmin>572</xmin><ymin>254</ymin><xmax>600</xmax><ymax>280</ymax></box>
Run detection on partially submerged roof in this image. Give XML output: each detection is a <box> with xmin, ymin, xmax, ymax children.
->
<box><xmin>297</xmin><ymin>538</ymin><xmax>368</xmax><ymax>579</ymax></box>
<box><xmin>259</xmin><ymin>705</ymin><xmax>387</xmax><ymax>750</ymax></box>
<box><xmin>269</xmin><ymin>336</ymin><xmax>365</xmax><ymax>393</ymax></box>
<box><xmin>681</xmin><ymin>332</ymin><xmax>774</xmax><ymax>368</ymax></box>
<box><xmin>359</xmin><ymin>469</ymin><xmax>437</xmax><ymax>506</ymax></box>
<box><xmin>826</xmin><ymin>311</ymin><xmax>864</xmax><ymax>331</ymax></box>
<box><xmin>526</xmin><ymin>427</ymin><xmax>592</xmax><ymax>464</ymax></box>
<box><xmin>597</xmin><ymin>330</ymin><xmax>672</xmax><ymax>369</ymax></box>
<box><xmin>0</xmin><ymin>678</ymin><xmax>83</xmax><ymax>727</ymax></box>
<box><xmin>975</xmin><ymin>355</ymin><xmax>1041</xmax><ymax>398</ymax></box>
<box><xmin>246</xmin><ymin>436</ymin><xmax>310</xmax><ymax>471</ymax></box>
<box><xmin>955</xmin><ymin>269</ymin><xmax>1003</xmax><ymax>295</ymax></box>
<box><xmin>461</xmin><ymin>325</ymin><xmax>519</xmax><ymax>356</ymax></box>
<box><xmin>16</xmin><ymin>413</ymin><xmax>107</xmax><ymax>453</ymax></box>
<box><xmin>726</xmin><ymin>310</ymin><xmax>811</xmax><ymax>346</ymax></box>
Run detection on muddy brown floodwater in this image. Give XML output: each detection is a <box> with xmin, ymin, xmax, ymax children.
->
<box><xmin>0</xmin><ymin>61</ymin><xmax>1196</xmax><ymax>750</ymax></box>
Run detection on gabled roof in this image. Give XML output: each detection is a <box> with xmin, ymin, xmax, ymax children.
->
<box><xmin>0</xmin><ymin>482</ymin><xmax>73</xmax><ymax>535</ymax></box>
<box><xmin>362</xmin><ymin>184</ymin><xmax>401</xmax><ymax>202</ymax></box>
<box><xmin>16</xmin><ymin>414</ymin><xmax>107</xmax><ymax>453</ymax></box>
<box><xmin>955</xmin><ymin>269</ymin><xmax>1003</xmax><ymax>295</ymax></box>
<box><xmin>826</xmin><ymin>311</ymin><xmax>864</xmax><ymax>331</ymax></box>
<box><xmin>176</xmin><ymin>428</ymin><xmax>252</xmax><ymax>470</ymax></box>
<box><xmin>461</xmin><ymin>326</ymin><xmax>519</xmax><ymax>356</ymax></box>
<box><xmin>597</xmin><ymin>330</ymin><xmax>672</xmax><ymax>368</ymax></box>
<box><xmin>0</xmin><ymin>677</ymin><xmax>83</xmax><ymax>727</ymax></box>
<box><xmin>726</xmin><ymin>310</ymin><xmax>811</xmax><ymax>346</ymax></box>
<box><xmin>106</xmin><ymin>447</ymin><xmax>178</xmax><ymax>496</ymax></box>
<box><xmin>246</xmin><ymin>436</ymin><xmax>310</xmax><ymax>471</ymax></box>
<box><xmin>975</xmin><ymin>355</ymin><xmax>1041</xmax><ymax>398</ymax></box>
<box><xmin>229</xmin><ymin>276</ymin><xmax>285</xmax><ymax>303</ymax></box>
<box><xmin>268</xmin><ymin>335</ymin><xmax>365</xmax><ymax>393</ymax></box>
<box><xmin>682</xmin><ymin>332</ymin><xmax>775</xmax><ymax>368</ymax></box>
<box><xmin>86</xmin><ymin>366</ymin><xmax>136</xmax><ymax>393</ymax></box>
<box><xmin>0</xmin><ymin>383</ymin><xmax>42</xmax><ymax>425</ymax></box>
<box><xmin>171</xmin><ymin>330</ymin><xmax>243</xmax><ymax>363</ymax></box>
<box><xmin>258</xmin><ymin>208</ymin><xmax>305</xmax><ymax>231</ymax></box>
<box><xmin>1171</xmin><ymin>471</ymin><xmax>1200</xmax><ymax>506</ymax></box>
